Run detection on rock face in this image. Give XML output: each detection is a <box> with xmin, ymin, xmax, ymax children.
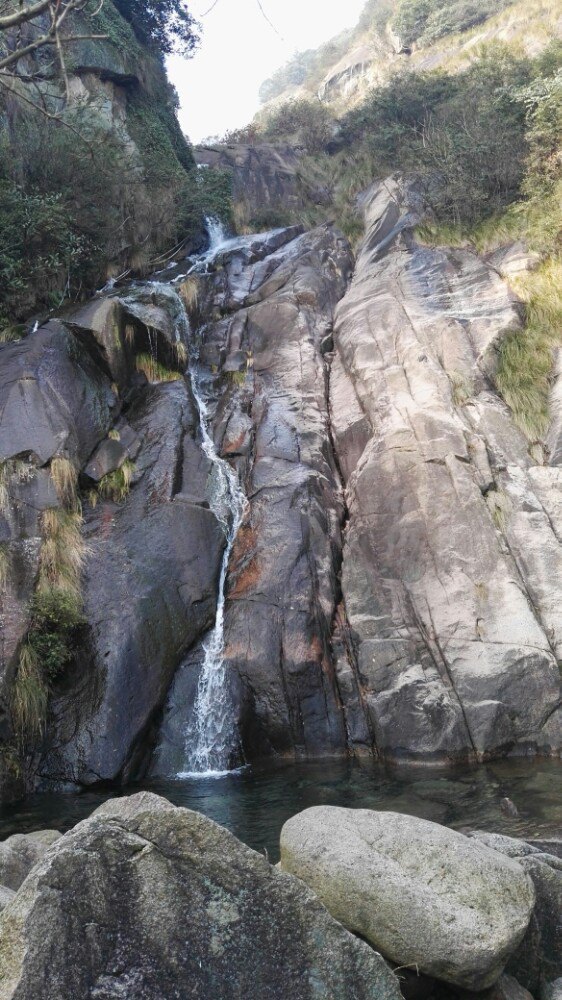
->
<box><xmin>42</xmin><ymin>380</ymin><xmax>225</xmax><ymax>785</ymax></box>
<box><xmin>0</xmin><ymin>793</ymin><xmax>402</xmax><ymax>1000</ymax></box>
<box><xmin>195</xmin><ymin>143</ymin><xmax>329</xmax><ymax>229</ymax></box>
<box><xmin>330</xmin><ymin>176</ymin><xmax>562</xmax><ymax>760</ymax></box>
<box><xmin>154</xmin><ymin>224</ymin><xmax>355</xmax><ymax>767</ymax></box>
<box><xmin>279</xmin><ymin>806</ymin><xmax>535</xmax><ymax>990</ymax></box>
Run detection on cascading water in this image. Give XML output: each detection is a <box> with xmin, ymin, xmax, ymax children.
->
<box><xmin>147</xmin><ymin>227</ymin><xmax>246</xmax><ymax>775</ymax></box>
<box><xmin>179</xmin><ymin>348</ymin><xmax>247</xmax><ymax>776</ymax></box>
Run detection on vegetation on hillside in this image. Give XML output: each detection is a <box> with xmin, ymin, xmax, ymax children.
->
<box><xmin>392</xmin><ymin>0</ymin><xmax>514</xmax><ymax>48</ymax></box>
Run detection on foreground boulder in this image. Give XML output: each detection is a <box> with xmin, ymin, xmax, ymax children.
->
<box><xmin>0</xmin><ymin>793</ymin><xmax>402</xmax><ymax>1000</ymax></box>
<box><xmin>280</xmin><ymin>806</ymin><xmax>535</xmax><ymax>991</ymax></box>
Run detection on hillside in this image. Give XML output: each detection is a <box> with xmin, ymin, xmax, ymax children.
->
<box><xmin>259</xmin><ymin>0</ymin><xmax>561</xmax><ymax>112</ymax></box>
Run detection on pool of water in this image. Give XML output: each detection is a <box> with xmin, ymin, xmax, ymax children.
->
<box><xmin>1</xmin><ymin>757</ymin><xmax>560</xmax><ymax>862</ymax></box>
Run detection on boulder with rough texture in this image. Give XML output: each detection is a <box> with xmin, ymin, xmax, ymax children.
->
<box><xmin>0</xmin><ymin>831</ymin><xmax>61</xmax><ymax>891</ymax></box>
<box><xmin>0</xmin><ymin>889</ymin><xmax>14</xmax><ymax>914</ymax></box>
<box><xmin>280</xmin><ymin>806</ymin><xmax>535</xmax><ymax>991</ymax></box>
<box><xmin>0</xmin><ymin>793</ymin><xmax>402</xmax><ymax>1000</ymax></box>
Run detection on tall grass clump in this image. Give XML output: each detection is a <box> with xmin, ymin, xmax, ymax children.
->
<box><xmin>38</xmin><ymin>508</ymin><xmax>86</xmax><ymax>598</ymax></box>
<box><xmin>50</xmin><ymin>456</ymin><xmax>79</xmax><ymax>510</ymax></box>
<box><xmin>495</xmin><ymin>258</ymin><xmax>562</xmax><ymax>440</ymax></box>
<box><xmin>11</xmin><ymin>643</ymin><xmax>48</xmax><ymax>745</ymax></box>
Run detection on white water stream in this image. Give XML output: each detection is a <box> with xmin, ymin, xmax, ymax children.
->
<box><xmin>175</xmin><ymin>217</ymin><xmax>247</xmax><ymax>775</ymax></box>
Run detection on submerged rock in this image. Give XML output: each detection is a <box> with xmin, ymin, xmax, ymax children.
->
<box><xmin>0</xmin><ymin>793</ymin><xmax>402</xmax><ymax>1000</ymax></box>
<box><xmin>279</xmin><ymin>806</ymin><xmax>535</xmax><ymax>990</ymax></box>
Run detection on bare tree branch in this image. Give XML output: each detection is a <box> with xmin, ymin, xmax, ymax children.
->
<box><xmin>0</xmin><ymin>0</ymin><xmax>108</xmax><ymax>116</ymax></box>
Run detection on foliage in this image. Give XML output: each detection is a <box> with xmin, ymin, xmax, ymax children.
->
<box><xmin>392</xmin><ymin>0</ymin><xmax>513</xmax><ymax>48</ymax></box>
<box><xmin>261</xmin><ymin>99</ymin><xmax>335</xmax><ymax>153</ymax></box>
<box><xmin>26</xmin><ymin>589</ymin><xmax>85</xmax><ymax>683</ymax></box>
<box><xmin>39</xmin><ymin>508</ymin><xmax>86</xmax><ymax>598</ymax></box>
<box><xmin>50</xmin><ymin>457</ymin><xmax>79</xmax><ymax>510</ymax></box>
<box><xmin>135</xmin><ymin>353</ymin><xmax>182</xmax><ymax>383</ymax></box>
<box><xmin>113</xmin><ymin>0</ymin><xmax>199</xmax><ymax>56</ymax></box>
<box><xmin>495</xmin><ymin>259</ymin><xmax>562</xmax><ymax>441</ymax></box>
<box><xmin>338</xmin><ymin>48</ymin><xmax>531</xmax><ymax>224</ymax></box>
<box><xmin>0</xmin><ymin>543</ymin><xmax>9</xmax><ymax>590</ymax></box>
<box><xmin>11</xmin><ymin>644</ymin><xmax>48</xmax><ymax>744</ymax></box>
<box><xmin>259</xmin><ymin>50</ymin><xmax>319</xmax><ymax>104</ymax></box>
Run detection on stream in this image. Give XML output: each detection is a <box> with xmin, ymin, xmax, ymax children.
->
<box><xmin>0</xmin><ymin>757</ymin><xmax>560</xmax><ymax>863</ymax></box>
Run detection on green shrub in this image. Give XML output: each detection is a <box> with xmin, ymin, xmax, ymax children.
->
<box><xmin>262</xmin><ymin>99</ymin><xmax>335</xmax><ymax>153</ymax></box>
<box><xmin>27</xmin><ymin>589</ymin><xmax>85</xmax><ymax>683</ymax></box>
<box><xmin>98</xmin><ymin>459</ymin><xmax>136</xmax><ymax>502</ymax></box>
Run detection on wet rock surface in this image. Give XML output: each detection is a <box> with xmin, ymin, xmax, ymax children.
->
<box><xmin>0</xmin><ymin>792</ymin><xmax>402</xmax><ymax>1000</ymax></box>
<box><xmin>202</xmin><ymin>224</ymin><xmax>354</xmax><ymax>759</ymax></box>
<box><xmin>41</xmin><ymin>380</ymin><xmax>225</xmax><ymax>786</ymax></box>
<box><xmin>280</xmin><ymin>805</ymin><xmax>535</xmax><ymax>990</ymax></box>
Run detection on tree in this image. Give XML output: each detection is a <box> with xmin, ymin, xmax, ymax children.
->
<box><xmin>113</xmin><ymin>0</ymin><xmax>199</xmax><ymax>56</ymax></box>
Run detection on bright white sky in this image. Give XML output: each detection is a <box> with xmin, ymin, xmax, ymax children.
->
<box><xmin>167</xmin><ymin>0</ymin><xmax>366</xmax><ymax>143</ymax></box>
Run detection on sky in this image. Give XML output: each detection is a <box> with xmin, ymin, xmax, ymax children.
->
<box><xmin>167</xmin><ymin>0</ymin><xmax>366</xmax><ymax>144</ymax></box>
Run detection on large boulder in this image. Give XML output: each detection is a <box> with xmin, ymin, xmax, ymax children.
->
<box><xmin>279</xmin><ymin>806</ymin><xmax>535</xmax><ymax>991</ymax></box>
<box><xmin>0</xmin><ymin>793</ymin><xmax>402</xmax><ymax>1000</ymax></box>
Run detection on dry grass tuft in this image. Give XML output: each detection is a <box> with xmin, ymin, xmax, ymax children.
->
<box><xmin>50</xmin><ymin>457</ymin><xmax>78</xmax><ymax>509</ymax></box>
<box><xmin>39</xmin><ymin>508</ymin><xmax>86</xmax><ymax>597</ymax></box>
<box><xmin>180</xmin><ymin>276</ymin><xmax>200</xmax><ymax>312</ymax></box>
<box><xmin>0</xmin><ymin>543</ymin><xmax>10</xmax><ymax>590</ymax></box>
<box><xmin>11</xmin><ymin>643</ymin><xmax>48</xmax><ymax>743</ymax></box>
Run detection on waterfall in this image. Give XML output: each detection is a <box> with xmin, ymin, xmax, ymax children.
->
<box><xmin>140</xmin><ymin>277</ymin><xmax>246</xmax><ymax>776</ymax></box>
<box><xmin>205</xmin><ymin>215</ymin><xmax>229</xmax><ymax>252</ymax></box>
<box><xmin>179</xmin><ymin>350</ymin><xmax>247</xmax><ymax>775</ymax></box>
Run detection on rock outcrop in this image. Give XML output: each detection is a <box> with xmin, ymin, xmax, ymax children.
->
<box><xmin>154</xmin><ymin>223</ymin><xmax>355</xmax><ymax>767</ymax></box>
<box><xmin>330</xmin><ymin>176</ymin><xmax>562</xmax><ymax>760</ymax></box>
<box><xmin>280</xmin><ymin>805</ymin><xmax>535</xmax><ymax>991</ymax></box>
<box><xmin>0</xmin><ymin>793</ymin><xmax>402</xmax><ymax>1000</ymax></box>
<box><xmin>195</xmin><ymin>143</ymin><xmax>330</xmax><ymax>230</ymax></box>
